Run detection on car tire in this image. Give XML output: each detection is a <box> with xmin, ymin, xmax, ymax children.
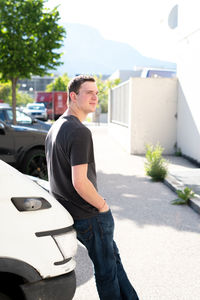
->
<box><xmin>22</xmin><ymin>149</ymin><xmax>48</xmax><ymax>180</ymax></box>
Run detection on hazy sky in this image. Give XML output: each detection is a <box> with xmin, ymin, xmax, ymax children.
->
<box><xmin>45</xmin><ymin>0</ymin><xmax>177</xmax><ymax>61</ymax></box>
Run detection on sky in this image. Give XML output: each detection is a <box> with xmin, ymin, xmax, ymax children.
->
<box><xmin>45</xmin><ymin>0</ymin><xmax>178</xmax><ymax>62</ymax></box>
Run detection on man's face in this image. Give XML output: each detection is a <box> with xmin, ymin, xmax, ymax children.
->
<box><xmin>74</xmin><ymin>81</ymin><xmax>99</xmax><ymax>114</ymax></box>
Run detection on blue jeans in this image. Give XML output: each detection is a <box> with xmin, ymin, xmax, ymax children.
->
<box><xmin>74</xmin><ymin>209</ymin><xmax>139</xmax><ymax>300</ymax></box>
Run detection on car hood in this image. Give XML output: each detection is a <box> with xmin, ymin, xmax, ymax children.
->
<box><xmin>27</xmin><ymin>109</ymin><xmax>45</xmax><ymax>113</ymax></box>
<box><xmin>34</xmin><ymin>119</ymin><xmax>51</xmax><ymax>129</ymax></box>
<box><xmin>11</xmin><ymin>124</ymin><xmax>47</xmax><ymax>134</ymax></box>
<box><xmin>0</xmin><ymin>159</ymin><xmax>74</xmax><ymax>228</ymax></box>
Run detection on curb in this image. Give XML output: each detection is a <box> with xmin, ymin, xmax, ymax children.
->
<box><xmin>164</xmin><ymin>174</ymin><xmax>200</xmax><ymax>215</ymax></box>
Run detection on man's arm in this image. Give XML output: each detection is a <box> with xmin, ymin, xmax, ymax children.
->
<box><xmin>72</xmin><ymin>164</ymin><xmax>109</xmax><ymax>212</ymax></box>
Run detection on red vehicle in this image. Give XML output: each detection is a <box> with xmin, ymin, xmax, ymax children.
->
<box><xmin>36</xmin><ymin>91</ymin><xmax>68</xmax><ymax>120</ymax></box>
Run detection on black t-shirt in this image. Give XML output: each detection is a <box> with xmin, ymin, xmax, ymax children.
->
<box><xmin>45</xmin><ymin>115</ymin><xmax>99</xmax><ymax>220</ymax></box>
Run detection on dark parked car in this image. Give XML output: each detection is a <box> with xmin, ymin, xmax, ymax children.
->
<box><xmin>0</xmin><ymin>120</ymin><xmax>47</xmax><ymax>179</ymax></box>
<box><xmin>0</xmin><ymin>107</ymin><xmax>51</xmax><ymax>131</ymax></box>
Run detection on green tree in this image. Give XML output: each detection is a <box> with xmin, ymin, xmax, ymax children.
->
<box><xmin>0</xmin><ymin>82</ymin><xmax>34</xmax><ymax>106</ymax></box>
<box><xmin>0</xmin><ymin>0</ymin><xmax>66</xmax><ymax>124</ymax></box>
<box><xmin>16</xmin><ymin>91</ymin><xmax>34</xmax><ymax>107</ymax></box>
<box><xmin>94</xmin><ymin>75</ymin><xmax>120</xmax><ymax>113</ymax></box>
<box><xmin>0</xmin><ymin>82</ymin><xmax>12</xmax><ymax>103</ymax></box>
<box><xmin>62</xmin><ymin>73</ymin><xmax>71</xmax><ymax>90</ymax></box>
<box><xmin>46</xmin><ymin>73</ymin><xmax>70</xmax><ymax>91</ymax></box>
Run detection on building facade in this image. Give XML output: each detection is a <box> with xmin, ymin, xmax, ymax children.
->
<box><xmin>108</xmin><ymin>1</ymin><xmax>200</xmax><ymax>164</ymax></box>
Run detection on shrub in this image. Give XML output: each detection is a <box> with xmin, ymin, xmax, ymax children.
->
<box><xmin>171</xmin><ymin>187</ymin><xmax>195</xmax><ymax>205</ymax></box>
<box><xmin>145</xmin><ymin>144</ymin><xmax>168</xmax><ymax>181</ymax></box>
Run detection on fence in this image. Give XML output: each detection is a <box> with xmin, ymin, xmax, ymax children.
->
<box><xmin>110</xmin><ymin>81</ymin><xmax>129</xmax><ymax>127</ymax></box>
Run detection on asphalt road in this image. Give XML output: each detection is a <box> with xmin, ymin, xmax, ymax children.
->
<box><xmin>73</xmin><ymin>125</ymin><xmax>200</xmax><ymax>300</ymax></box>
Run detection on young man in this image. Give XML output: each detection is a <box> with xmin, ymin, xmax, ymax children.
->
<box><xmin>45</xmin><ymin>75</ymin><xmax>139</xmax><ymax>300</ymax></box>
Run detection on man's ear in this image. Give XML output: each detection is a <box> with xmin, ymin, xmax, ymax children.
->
<box><xmin>69</xmin><ymin>91</ymin><xmax>77</xmax><ymax>103</ymax></box>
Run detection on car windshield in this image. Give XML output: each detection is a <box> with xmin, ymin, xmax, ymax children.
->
<box><xmin>0</xmin><ymin>110</ymin><xmax>5</xmax><ymax>121</ymax></box>
<box><xmin>7</xmin><ymin>109</ymin><xmax>32</xmax><ymax>124</ymax></box>
<box><xmin>28</xmin><ymin>105</ymin><xmax>45</xmax><ymax>111</ymax></box>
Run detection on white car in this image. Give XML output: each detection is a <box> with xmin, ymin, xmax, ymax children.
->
<box><xmin>0</xmin><ymin>160</ymin><xmax>77</xmax><ymax>300</ymax></box>
<box><xmin>23</xmin><ymin>103</ymin><xmax>48</xmax><ymax>121</ymax></box>
<box><xmin>0</xmin><ymin>103</ymin><xmax>10</xmax><ymax>108</ymax></box>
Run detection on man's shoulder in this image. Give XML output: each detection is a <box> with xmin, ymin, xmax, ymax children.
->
<box><xmin>57</xmin><ymin>116</ymin><xmax>91</xmax><ymax>140</ymax></box>
<box><xmin>63</xmin><ymin>116</ymin><xmax>90</xmax><ymax>133</ymax></box>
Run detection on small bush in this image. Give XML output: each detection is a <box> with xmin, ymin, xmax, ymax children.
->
<box><xmin>145</xmin><ymin>144</ymin><xmax>168</xmax><ymax>181</ymax></box>
<box><xmin>171</xmin><ymin>187</ymin><xmax>195</xmax><ymax>205</ymax></box>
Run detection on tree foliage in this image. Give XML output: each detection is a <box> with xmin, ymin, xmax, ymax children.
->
<box><xmin>0</xmin><ymin>82</ymin><xmax>11</xmax><ymax>102</ymax></box>
<box><xmin>46</xmin><ymin>73</ymin><xmax>70</xmax><ymax>91</ymax></box>
<box><xmin>16</xmin><ymin>91</ymin><xmax>34</xmax><ymax>106</ymax></box>
<box><xmin>0</xmin><ymin>82</ymin><xmax>33</xmax><ymax>106</ymax></box>
<box><xmin>0</xmin><ymin>0</ymin><xmax>66</xmax><ymax>123</ymax></box>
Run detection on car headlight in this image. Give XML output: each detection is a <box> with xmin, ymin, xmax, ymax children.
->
<box><xmin>11</xmin><ymin>197</ymin><xmax>51</xmax><ymax>212</ymax></box>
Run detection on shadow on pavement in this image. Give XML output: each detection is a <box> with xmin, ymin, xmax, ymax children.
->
<box><xmin>97</xmin><ymin>171</ymin><xmax>200</xmax><ymax>234</ymax></box>
<box><xmin>74</xmin><ymin>170</ymin><xmax>200</xmax><ymax>289</ymax></box>
<box><xmin>75</xmin><ymin>243</ymin><xmax>94</xmax><ymax>287</ymax></box>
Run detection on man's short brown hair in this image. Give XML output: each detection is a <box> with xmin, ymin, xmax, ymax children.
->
<box><xmin>68</xmin><ymin>75</ymin><xmax>96</xmax><ymax>103</ymax></box>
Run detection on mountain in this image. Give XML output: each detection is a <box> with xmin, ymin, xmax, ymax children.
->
<box><xmin>56</xmin><ymin>23</ymin><xmax>176</xmax><ymax>76</ymax></box>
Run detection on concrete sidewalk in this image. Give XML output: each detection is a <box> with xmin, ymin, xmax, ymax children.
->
<box><xmin>88</xmin><ymin>122</ymin><xmax>200</xmax><ymax>215</ymax></box>
<box><xmin>73</xmin><ymin>125</ymin><xmax>200</xmax><ymax>300</ymax></box>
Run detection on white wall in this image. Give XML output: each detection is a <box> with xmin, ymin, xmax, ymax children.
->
<box><xmin>176</xmin><ymin>1</ymin><xmax>200</xmax><ymax>163</ymax></box>
<box><xmin>109</xmin><ymin>77</ymin><xmax>177</xmax><ymax>155</ymax></box>
<box><xmin>130</xmin><ymin>78</ymin><xmax>177</xmax><ymax>154</ymax></box>
<box><xmin>108</xmin><ymin>81</ymin><xmax>132</xmax><ymax>152</ymax></box>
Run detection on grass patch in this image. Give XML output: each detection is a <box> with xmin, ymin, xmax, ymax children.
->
<box><xmin>145</xmin><ymin>143</ymin><xmax>168</xmax><ymax>181</ymax></box>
